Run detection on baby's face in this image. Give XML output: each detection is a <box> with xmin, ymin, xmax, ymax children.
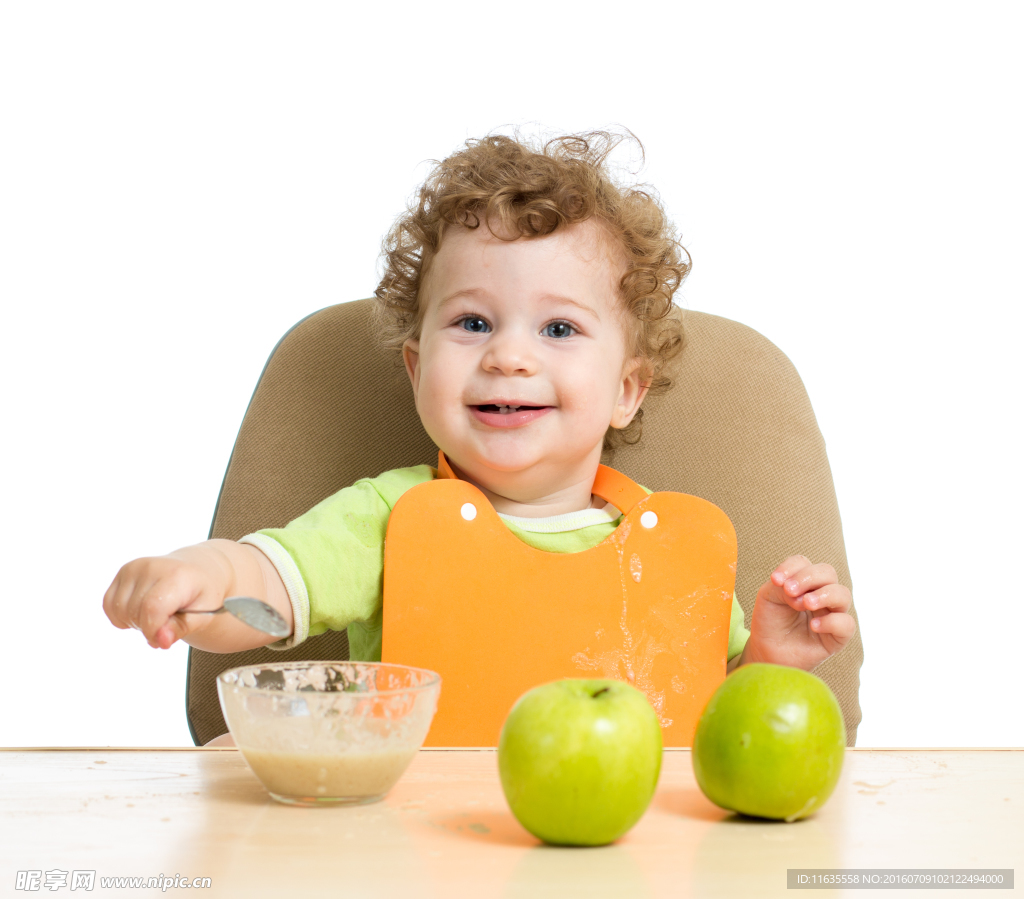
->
<box><xmin>403</xmin><ymin>218</ymin><xmax>647</xmax><ymax>500</ymax></box>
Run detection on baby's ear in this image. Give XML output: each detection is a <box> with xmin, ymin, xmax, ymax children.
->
<box><xmin>402</xmin><ymin>339</ymin><xmax>421</xmax><ymax>390</ymax></box>
<box><xmin>611</xmin><ymin>358</ymin><xmax>650</xmax><ymax>429</ymax></box>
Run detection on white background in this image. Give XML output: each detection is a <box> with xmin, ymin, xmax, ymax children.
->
<box><xmin>2</xmin><ymin>2</ymin><xmax>1020</xmax><ymax>748</ymax></box>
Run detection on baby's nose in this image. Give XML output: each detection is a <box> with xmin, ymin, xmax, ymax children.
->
<box><xmin>481</xmin><ymin>331</ymin><xmax>539</xmax><ymax>375</ymax></box>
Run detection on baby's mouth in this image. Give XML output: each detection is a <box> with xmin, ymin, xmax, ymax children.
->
<box><xmin>474</xmin><ymin>404</ymin><xmax>546</xmax><ymax>415</ymax></box>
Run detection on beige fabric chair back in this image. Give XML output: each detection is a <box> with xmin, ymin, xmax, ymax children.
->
<box><xmin>187</xmin><ymin>299</ymin><xmax>863</xmax><ymax>745</ymax></box>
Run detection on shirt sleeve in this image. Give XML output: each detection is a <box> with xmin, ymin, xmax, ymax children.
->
<box><xmin>727</xmin><ymin>592</ymin><xmax>750</xmax><ymax>661</ymax></box>
<box><xmin>239</xmin><ymin>465</ymin><xmax>434</xmax><ymax>650</ymax></box>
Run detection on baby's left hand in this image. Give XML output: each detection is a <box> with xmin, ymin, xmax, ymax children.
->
<box><xmin>742</xmin><ymin>555</ymin><xmax>856</xmax><ymax>671</ymax></box>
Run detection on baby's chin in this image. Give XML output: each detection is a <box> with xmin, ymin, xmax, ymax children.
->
<box><xmin>457</xmin><ymin>430</ymin><xmax>558</xmax><ymax>463</ymax></box>
<box><xmin>445</xmin><ymin>447</ymin><xmax>545</xmax><ymax>479</ymax></box>
<box><xmin>445</xmin><ymin>441</ymin><xmax>604</xmax><ymax>487</ymax></box>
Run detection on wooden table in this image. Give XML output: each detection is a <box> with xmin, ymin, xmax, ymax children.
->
<box><xmin>1</xmin><ymin>748</ymin><xmax>1020</xmax><ymax>897</ymax></box>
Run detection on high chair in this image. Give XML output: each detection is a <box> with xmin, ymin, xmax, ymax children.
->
<box><xmin>186</xmin><ymin>299</ymin><xmax>863</xmax><ymax>746</ymax></box>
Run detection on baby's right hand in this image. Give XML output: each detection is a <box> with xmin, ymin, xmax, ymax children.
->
<box><xmin>102</xmin><ymin>544</ymin><xmax>235</xmax><ymax>649</ymax></box>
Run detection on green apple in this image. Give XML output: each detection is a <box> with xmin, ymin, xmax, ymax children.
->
<box><xmin>692</xmin><ymin>663</ymin><xmax>846</xmax><ymax>821</ymax></box>
<box><xmin>497</xmin><ymin>678</ymin><xmax>663</xmax><ymax>846</ymax></box>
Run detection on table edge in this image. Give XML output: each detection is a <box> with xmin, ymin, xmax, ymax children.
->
<box><xmin>2</xmin><ymin>746</ymin><xmax>1022</xmax><ymax>753</ymax></box>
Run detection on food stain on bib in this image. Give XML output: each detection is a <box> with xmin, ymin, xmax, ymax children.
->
<box><xmin>571</xmin><ymin>545</ymin><xmax>677</xmax><ymax>727</ymax></box>
<box><xmin>629</xmin><ymin>553</ymin><xmax>642</xmax><ymax>583</ymax></box>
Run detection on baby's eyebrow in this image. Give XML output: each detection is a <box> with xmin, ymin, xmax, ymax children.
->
<box><xmin>542</xmin><ymin>294</ymin><xmax>601</xmax><ymax>321</ymax></box>
<box><xmin>435</xmin><ymin>289</ymin><xmax>482</xmax><ymax>314</ymax></box>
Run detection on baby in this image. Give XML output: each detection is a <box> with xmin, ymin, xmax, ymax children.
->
<box><xmin>103</xmin><ymin>131</ymin><xmax>855</xmax><ymax>737</ymax></box>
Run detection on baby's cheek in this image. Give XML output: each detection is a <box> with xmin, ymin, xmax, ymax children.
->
<box><xmin>558</xmin><ymin>374</ymin><xmax>607</xmax><ymax>410</ymax></box>
<box><xmin>416</xmin><ymin>371</ymin><xmax>455</xmax><ymax>413</ymax></box>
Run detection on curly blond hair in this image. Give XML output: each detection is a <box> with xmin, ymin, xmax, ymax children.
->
<box><xmin>373</xmin><ymin>129</ymin><xmax>690</xmax><ymax>460</ymax></box>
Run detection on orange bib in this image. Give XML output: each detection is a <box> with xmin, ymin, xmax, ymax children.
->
<box><xmin>382</xmin><ymin>451</ymin><xmax>737</xmax><ymax>747</ymax></box>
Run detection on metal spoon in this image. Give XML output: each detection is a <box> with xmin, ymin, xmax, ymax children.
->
<box><xmin>177</xmin><ymin>596</ymin><xmax>291</xmax><ymax>638</ymax></box>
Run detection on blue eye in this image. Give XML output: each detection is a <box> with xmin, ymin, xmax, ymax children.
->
<box><xmin>544</xmin><ymin>321</ymin><xmax>575</xmax><ymax>339</ymax></box>
<box><xmin>460</xmin><ymin>316</ymin><xmax>489</xmax><ymax>333</ymax></box>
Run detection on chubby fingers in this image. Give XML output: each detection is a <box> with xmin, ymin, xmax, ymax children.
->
<box><xmin>134</xmin><ymin>575</ymin><xmax>203</xmax><ymax>649</ymax></box>
<box><xmin>150</xmin><ymin>611</ymin><xmax>193</xmax><ymax>650</ymax></box>
<box><xmin>807</xmin><ymin>605</ymin><xmax>857</xmax><ymax>643</ymax></box>
<box><xmin>801</xmin><ymin>582</ymin><xmax>853</xmax><ymax>620</ymax></box>
<box><xmin>769</xmin><ymin>556</ymin><xmax>842</xmax><ymax>611</ymax></box>
<box><xmin>103</xmin><ymin>564</ymin><xmax>153</xmax><ymax>632</ymax></box>
<box><xmin>103</xmin><ymin>570</ymin><xmax>135</xmax><ymax>630</ymax></box>
<box><xmin>103</xmin><ymin>559</ymin><xmax>203</xmax><ymax>649</ymax></box>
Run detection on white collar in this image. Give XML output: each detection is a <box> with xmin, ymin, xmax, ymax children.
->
<box><xmin>496</xmin><ymin>500</ymin><xmax>622</xmax><ymax>534</ymax></box>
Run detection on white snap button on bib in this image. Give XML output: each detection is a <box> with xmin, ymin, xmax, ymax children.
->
<box><xmin>460</xmin><ymin>503</ymin><xmax>477</xmax><ymax>521</ymax></box>
<box><xmin>640</xmin><ymin>510</ymin><xmax>658</xmax><ymax>529</ymax></box>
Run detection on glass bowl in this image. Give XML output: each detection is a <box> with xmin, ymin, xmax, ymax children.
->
<box><xmin>217</xmin><ymin>661</ymin><xmax>441</xmax><ymax>806</ymax></box>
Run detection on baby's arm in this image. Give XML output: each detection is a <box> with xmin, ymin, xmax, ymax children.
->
<box><xmin>738</xmin><ymin>555</ymin><xmax>856</xmax><ymax>671</ymax></box>
<box><xmin>102</xmin><ymin>539</ymin><xmax>292</xmax><ymax>653</ymax></box>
